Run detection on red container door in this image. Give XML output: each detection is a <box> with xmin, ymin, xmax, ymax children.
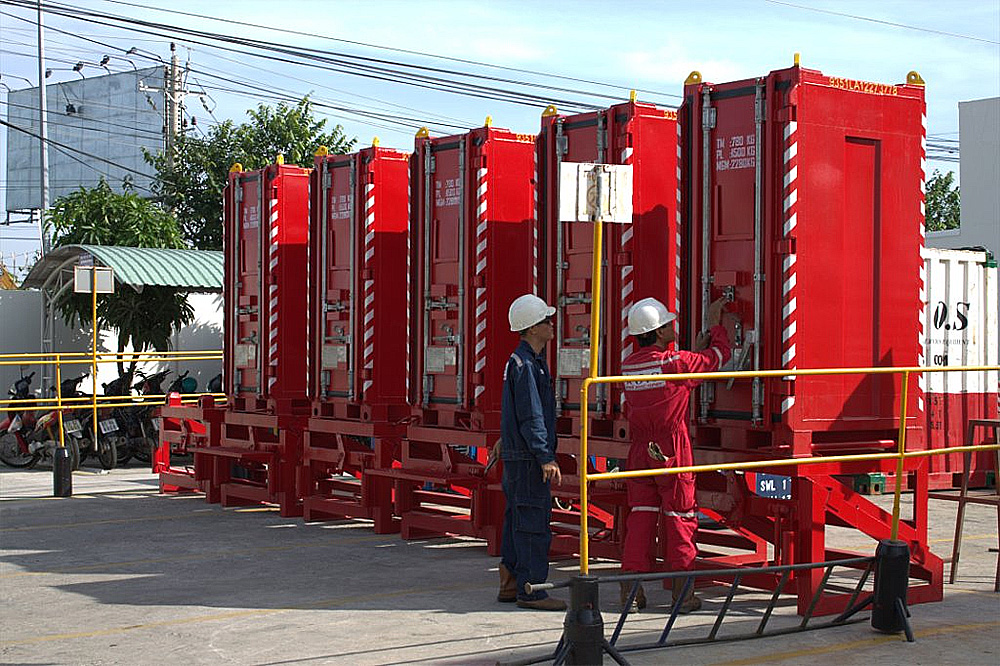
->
<box><xmin>312</xmin><ymin>154</ymin><xmax>356</xmax><ymax>403</ymax></box>
<box><xmin>312</xmin><ymin>147</ymin><xmax>410</xmax><ymax>420</ymax></box>
<box><xmin>224</xmin><ymin>164</ymin><xmax>310</xmax><ymax>411</ymax></box>
<box><xmin>540</xmin><ymin>102</ymin><xmax>678</xmax><ymax>436</ymax></box>
<box><xmin>682</xmin><ymin>67</ymin><xmax>926</xmax><ymax>453</ymax></box>
<box><xmin>411</xmin><ymin>126</ymin><xmax>536</xmax><ymax>430</ymax></box>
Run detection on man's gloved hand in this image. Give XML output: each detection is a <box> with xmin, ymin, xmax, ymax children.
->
<box><xmin>541</xmin><ymin>461</ymin><xmax>562</xmax><ymax>485</ymax></box>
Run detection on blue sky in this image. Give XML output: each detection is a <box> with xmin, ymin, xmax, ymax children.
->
<box><xmin>1</xmin><ymin>0</ymin><xmax>998</xmax><ymax>271</ymax></box>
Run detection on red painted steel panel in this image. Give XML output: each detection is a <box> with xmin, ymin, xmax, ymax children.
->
<box><xmin>538</xmin><ymin>101</ymin><xmax>678</xmax><ymax>437</ymax></box>
<box><xmin>309</xmin><ymin>146</ymin><xmax>410</xmax><ymax>421</ymax></box>
<box><xmin>410</xmin><ymin>125</ymin><xmax>537</xmax><ymax>431</ymax></box>
<box><xmin>223</xmin><ymin>163</ymin><xmax>311</xmax><ymax>412</ymax></box>
<box><xmin>681</xmin><ymin>66</ymin><xmax>926</xmax><ymax>455</ymax></box>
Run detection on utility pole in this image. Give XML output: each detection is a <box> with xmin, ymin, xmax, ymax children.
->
<box><xmin>164</xmin><ymin>42</ymin><xmax>181</xmax><ymax>171</ymax></box>
<box><xmin>36</xmin><ymin>0</ymin><xmax>50</xmax><ymax>255</ymax></box>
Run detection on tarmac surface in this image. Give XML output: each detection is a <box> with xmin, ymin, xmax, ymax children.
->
<box><xmin>1</xmin><ymin>459</ymin><xmax>997</xmax><ymax>665</ymax></box>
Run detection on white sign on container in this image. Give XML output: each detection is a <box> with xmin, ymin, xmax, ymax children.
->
<box><xmin>558</xmin><ymin>162</ymin><xmax>633</xmax><ymax>223</ymax></box>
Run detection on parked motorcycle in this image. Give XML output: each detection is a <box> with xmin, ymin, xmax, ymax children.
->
<box><xmin>58</xmin><ymin>374</ymin><xmax>120</xmax><ymax>470</ymax></box>
<box><xmin>0</xmin><ymin>372</ymin><xmax>81</xmax><ymax>470</ymax></box>
<box><xmin>122</xmin><ymin>369</ymin><xmax>173</xmax><ymax>464</ymax></box>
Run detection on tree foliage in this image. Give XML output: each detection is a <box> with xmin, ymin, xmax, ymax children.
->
<box><xmin>45</xmin><ymin>180</ymin><xmax>194</xmax><ymax>380</ymax></box>
<box><xmin>148</xmin><ymin>97</ymin><xmax>355</xmax><ymax>250</ymax></box>
<box><xmin>925</xmin><ymin>169</ymin><xmax>961</xmax><ymax>231</ymax></box>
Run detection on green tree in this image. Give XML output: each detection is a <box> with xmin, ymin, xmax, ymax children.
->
<box><xmin>925</xmin><ymin>169</ymin><xmax>961</xmax><ymax>231</ymax></box>
<box><xmin>148</xmin><ymin>97</ymin><xmax>355</xmax><ymax>250</ymax></box>
<box><xmin>45</xmin><ymin>180</ymin><xmax>194</xmax><ymax>382</ymax></box>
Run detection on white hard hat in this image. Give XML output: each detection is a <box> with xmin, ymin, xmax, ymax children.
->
<box><xmin>627</xmin><ymin>297</ymin><xmax>676</xmax><ymax>335</ymax></box>
<box><xmin>508</xmin><ymin>294</ymin><xmax>556</xmax><ymax>332</ymax></box>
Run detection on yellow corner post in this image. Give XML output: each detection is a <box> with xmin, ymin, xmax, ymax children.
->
<box><xmin>890</xmin><ymin>370</ymin><xmax>911</xmax><ymax>541</ymax></box>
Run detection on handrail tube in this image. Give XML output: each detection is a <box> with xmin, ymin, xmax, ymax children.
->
<box><xmin>585</xmin><ymin>443</ymin><xmax>1000</xmax><ymax>482</ymax></box>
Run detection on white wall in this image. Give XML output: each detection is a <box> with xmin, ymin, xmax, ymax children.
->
<box><xmin>927</xmin><ymin>97</ymin><xmax>1000</xmax><ymax>257</ymax></box>
<box><xmin>0</xmin><ymin>289</ymin><xmax>222</xmax><ymax>400</ymax></box>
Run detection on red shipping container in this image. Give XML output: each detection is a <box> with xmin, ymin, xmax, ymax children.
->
<box><xmin>410</xmin><ymin>123</ymin><xmax>537</xmax><ymax>431</ymax></box>
<box><xmin>538</xmin><ymin>101</ymin><xmax>678</xmax><ymax>437</ymax></box>
<box><xmin>680</xmin><ymin>65</ymin><xmax>927</xmax><ymax>455</ymax></box>
<box><xmin>223</xmin><ymin>162</ymin><xmax>311</xmax><ymax>413</ymax></box>
<box><xmin>309</xmin><ymin>145</ymin><xmax>410</xmax><ymax>422</ymax></box>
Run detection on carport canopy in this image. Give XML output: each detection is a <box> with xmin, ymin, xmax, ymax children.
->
<box><xmin>22</xmin><ymin>244</ymin><xmax>223</xmax><ymax>293</ymax></box>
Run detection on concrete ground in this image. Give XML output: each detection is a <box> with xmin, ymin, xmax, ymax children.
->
<box><xmin>1</xmin><ymin>459</ymin><xmax>997</xmax><ymax>665</ymax></box>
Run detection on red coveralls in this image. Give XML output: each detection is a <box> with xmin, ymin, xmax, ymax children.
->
<box><xmin>621</xmin><ymin>325</ymin><xmax>731</xmax><ymax>572</ymax></box>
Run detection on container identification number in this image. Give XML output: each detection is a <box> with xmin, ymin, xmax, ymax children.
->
<box><xmin>435</xmin><ymin>178</ymin><xmax>460</xmax><ymax>207</ymax></box>
<box><xmin>714</xmin><ymin>133</ymin><xmax>756</xmax><ymax>171</ymax></box>
<box><xmin>828</xmin><ymin>77</ymin><xmax>900</xmax><ymax>96</ymax></box>
<box><xmin>331</xmin><ymin>193</ymin><xmax>353</xmax><ymax>220</ymax></box>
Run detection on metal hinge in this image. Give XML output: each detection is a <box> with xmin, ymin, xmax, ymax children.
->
<box><xmin>556</xmin><ymin>134</ymin><xmax>568</xmax><ymax>157</ymax></box>
<box><xmin>237</xmin><ymin>305</ymin><xmax>258</xmax><ymax>315</ymax></box>
<box><xmin>559</xmin><ymin>294</ymin><xmax>591</xmax><ymax>306</ymax></box>
<box><xmin>702</xmin><ymin>107</ymin><xmax>717</xmax><ymax>130</ymax></box>
<box><xmin>235</xmin><ymin>185</ymin><xmax>243</xmax><ymax>204</ymax></box>
<box><xmin>324</xmin><ymin>301</ymin><xmax>347</xmax><ymax>313</ymax></box>
<box><xmin>426</xmin><ymin>154</ymin><xmax>436</xmax><ymax>174</ymax></box>
<box><xmin>755</xmin><ymin>97</ymin><xmax>766</xmax><ymax>122</ymax></box>
<box><xmin>323</xmin><ymin>170</ymin><xmax>332</xmax><ymax>188</ymax></box>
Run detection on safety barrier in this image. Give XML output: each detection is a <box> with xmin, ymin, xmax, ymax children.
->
<box><xmin>0</xmin><ymin>350</ymin><xmax>224</xmax><ymax>490</ymax></box>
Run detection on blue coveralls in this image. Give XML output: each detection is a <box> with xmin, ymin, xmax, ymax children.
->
<box><xmin>500</xmin><ymin>340</ymin><xmax>557</xmax><ymax>602</ymax></box>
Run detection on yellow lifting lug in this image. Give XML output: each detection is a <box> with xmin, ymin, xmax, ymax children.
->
<box><xmin>372</xmin><ymin>136</ymin><xmax>380</xmax><ymax>147</ymax></box>
<box><xmin>484</xmin><ymin>115</ymin><xmax>493</xmax><ymax>127</ymax></box>
<box><xmin>907</xmin><ymin>71</ymin><xmax>926</xmax><ymax>86</ymax></box>
<box><xmin>541</xmin><ymin>104</ymin><xmax>559</xmax><ymax>118</ymax></box>
<box><xmin>794</xmin><ymin>52</ymin><xmax>801</xmax><ymax>66</ymax></box>
<box><xmin>314</xmin><ymin>145</ymin><xmax>329</xmax><ymax>157</ymax></box>
<box><xmin>629</xmin><ymin>89</ymin><xmax>637</xmax><ymax>102</ymax></box>
<box><xmin>229</xmin><ymin>163</ymin><xmax>243</xmax><ymax>173</ymax></box>
<box><xmin>415</xmin><ymin>126</ymin><xmax>430</xmax><ymax>139</ymax></box>
<box><xmin>275</xmin><ymin>153</ymin><xmax>285</xmax><ymax>165</ymax></box>
<box><xmin>684</xmin><ymin>71</ymin><xmax>702</xmax><ymax>85</ymax></box>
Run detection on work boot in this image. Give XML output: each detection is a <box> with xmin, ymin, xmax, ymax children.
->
<box><xmin>497</xmin><ymin>563</ymin><xmax>517</xmax><ymax>603</ymax></box>
<box><xmin>619</xmin><ymin>578</ymin><xmax>647</xmax><ymax>612</ymax></box>
<box><xmin>671</xmin><ymin>577</ymin><xmax>702</xmax><ymax>614</ymax></box>
<box><xmin>516</xmin><ymin>595</ymin><xmax>567</xmax><ymax>611</ymax></box>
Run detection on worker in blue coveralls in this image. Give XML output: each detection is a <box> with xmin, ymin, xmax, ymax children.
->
<box><xmin>496</xmin><ymin>294</ymin><xmax>567</xmax><ymax>611</ymax></box>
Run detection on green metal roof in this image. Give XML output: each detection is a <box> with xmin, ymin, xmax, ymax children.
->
<box><xmin>21</xmin><ymin>245</ymin><xmax>223</xmax><ymax>292</ymax></box>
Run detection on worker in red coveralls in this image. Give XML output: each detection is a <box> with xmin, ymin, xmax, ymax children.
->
<box><xmin>619</xmin><ymin>296</ymin><xmax>731</xmax><ymax>613</ymax></box>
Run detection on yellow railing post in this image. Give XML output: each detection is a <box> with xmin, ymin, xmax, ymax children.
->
<box><xmin>55</xmin><ymin>354</ymin><xmax>65</xmax><ymax>450</ymax></box>
<box><xmin>891</xmin><ymin>370</ymin><xmax>911</xmax><ymax>541</ymax></box>
<box><xmin>580</xmin><ymin>208</ymin><xmax>604</xmax><ymax>575</ymax></box>
<box><xmin>91</xmin><ymin>271</ymin><xmax>99</xmax><ymax>455</ymax></box>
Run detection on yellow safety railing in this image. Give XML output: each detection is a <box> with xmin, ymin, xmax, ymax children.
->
<box><xmin>578</xmin><ymin>216</ymin><xmax>999</xmax><ymax>574</ymax></box>
<box><xmin>1</xmin><ymin>350</ymin><xmax>224</xmax><ymax>453</ymax></box>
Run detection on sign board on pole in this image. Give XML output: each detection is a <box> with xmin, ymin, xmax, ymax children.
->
<box><xmin>558</xmin><ymin>162</ymin><xmax>633</xmax><ymax>224</ymax></box>
<box><xmin>74</xmin><ymin>266</ymin><xmax>115</xmax><ymax>294</ymax></box>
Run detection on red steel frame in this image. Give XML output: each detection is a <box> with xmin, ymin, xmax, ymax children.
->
<box><xmin>673</xmin><ymin>65</ymin><xmax>940</xmax><ymax>613</ymax></box>
<box><xmin>189</xmin><ymin>162</ymin><xmax>313</xmax><ymax>517</ymax></box>
<box><xmin>376</xmin><ymin>123</ymin><xmax>537</xmax><ymax>552</ymax></box>
<box><xmin>302</xmin><ymin>145</ymin><xmax>411</xmax><ymax>529</ymax></box>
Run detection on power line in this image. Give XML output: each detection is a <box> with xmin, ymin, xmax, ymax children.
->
<box><xmin>99</xmin><ymin>0</ymin><xmax>681</xmax><ymax>99</ymax></box>
<box><xmin>762</xmin><ymin>0</ymin><xmax>999</xmax><ymax>45</ymax></box>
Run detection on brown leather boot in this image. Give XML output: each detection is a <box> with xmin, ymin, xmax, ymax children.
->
<box><xmin>619</xmin><ymin>579</ymin><xmax>647</xmax><ymax>612</ymax></box>
<box><xmin>671</xmin><ymin>577</ymin><xmax>701</xmax><ymax>614</ymax></box>
<box><xmin>516</xmin><ymin>595</ymin><xmax>567</xmax><ymax>611</ymax></box>
<box><xmin>497</xmin><ymin>563</ymin><xmax>517</xmax><ymax>603</ymax></box>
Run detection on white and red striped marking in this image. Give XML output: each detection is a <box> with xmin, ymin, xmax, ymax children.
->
<box><xmin>362</xmin><ymin>181</ymin><xmax>376</xmax><ymax>397</ymax></box>
<box><xmin>620</xmin><ymin>145</ymin><xmax>635</xmax><ymax>407</ymax></box>
<box><xmin>917</xmin><ymin>112</ymin><xmax>927</xmax><ymax>413</ymax></box>
<box><xmin>473</xmin><ymin>167</ymin><xmax>489</xmax><ymax>402</ymax></box>
<box><xmin>675</xmin><ymin>121</ymin><xmax>682</xmax><ymax>318</ymax></box>
<box><xmin>268</xmin><ymin>195</ymin><xmax>280</xmax><ymax>392</ymax></box>
<box><xmin>780</xmin><ymin>120</ymin><xmax>798</xmax><ymax>414</ymax></box>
